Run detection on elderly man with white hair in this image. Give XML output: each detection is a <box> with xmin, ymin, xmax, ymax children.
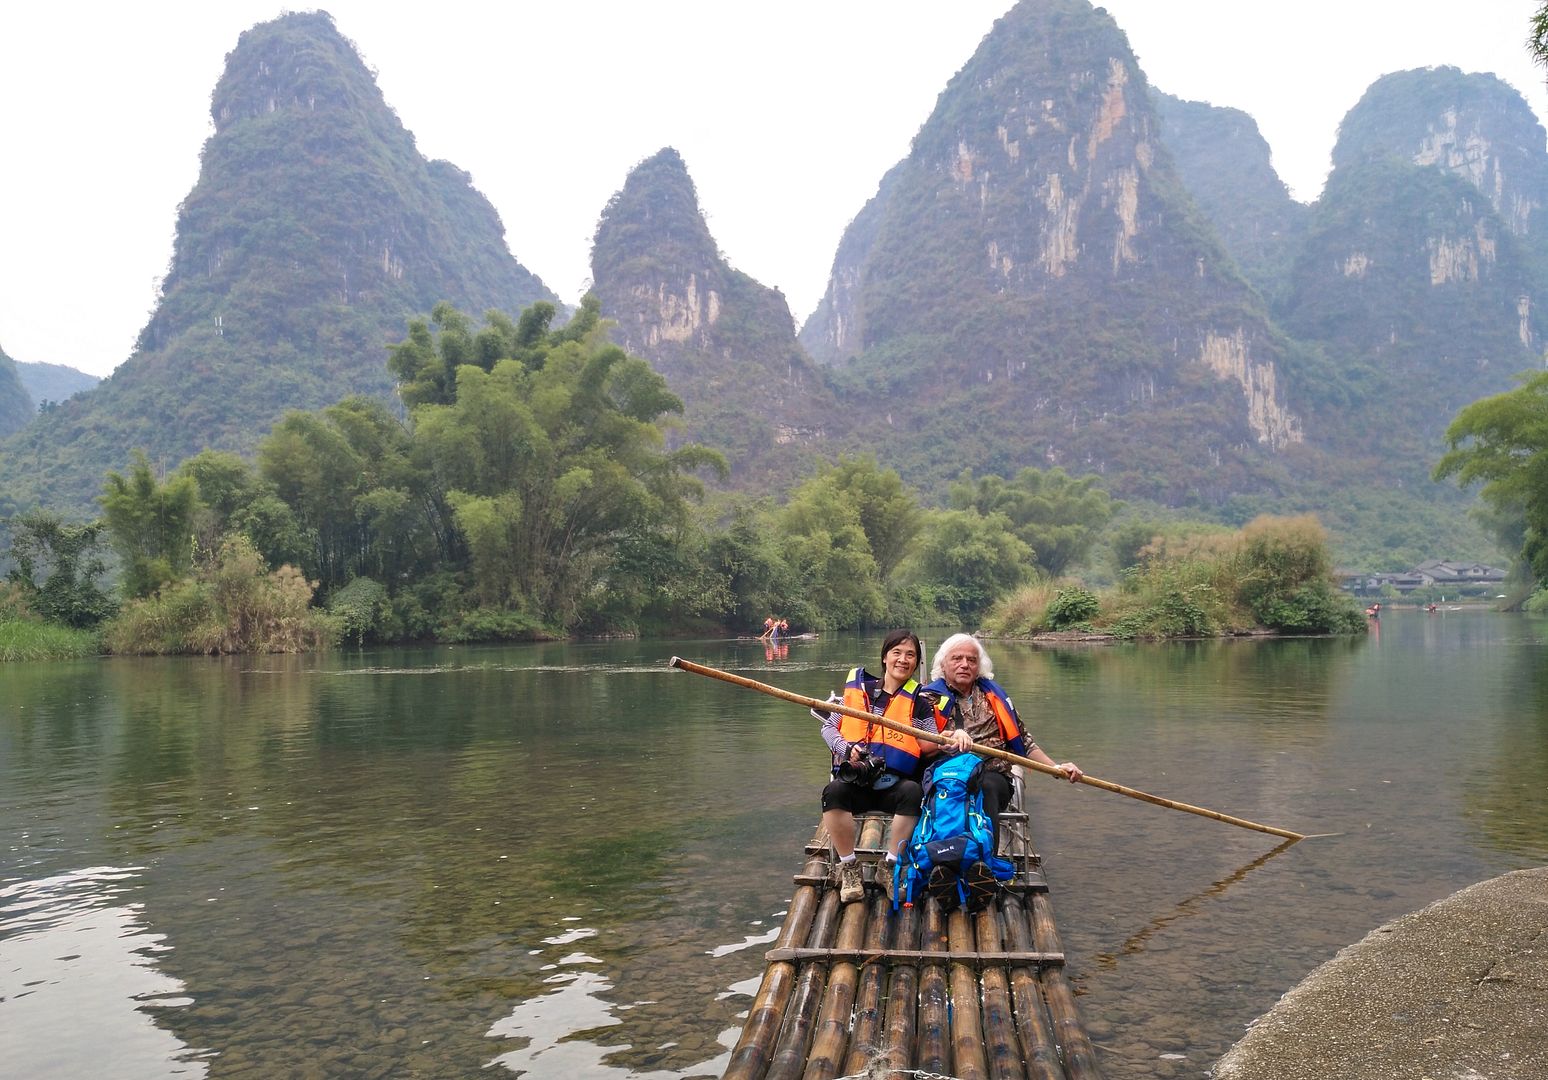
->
<box><xmin>923</xmin><ymin>633</ymin><xmax>1082</xmax><ymax>843</ymax></box>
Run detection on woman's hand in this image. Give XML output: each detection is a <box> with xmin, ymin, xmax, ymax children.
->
<box><xmin>945</xmin><ymin>729</ymin><xmax>974</xmax><ymax>753</ymax></box>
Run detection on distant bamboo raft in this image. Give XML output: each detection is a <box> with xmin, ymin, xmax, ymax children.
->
<box><xmin>724</xmin><ymin>780</ymin><xmax>1103</xmax><ymax>1080</ymax></box>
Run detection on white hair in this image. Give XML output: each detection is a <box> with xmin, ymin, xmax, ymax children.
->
<box><xmin>930</xmin><ymin>633</ymin><xmax>993</xmax><ymax>682</ymax></box>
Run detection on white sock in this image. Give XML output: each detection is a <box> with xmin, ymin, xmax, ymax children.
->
<box><xmin>839</xmin><ymin>853</ymin><xmax>857</xmax><ymax>864</ymax></box>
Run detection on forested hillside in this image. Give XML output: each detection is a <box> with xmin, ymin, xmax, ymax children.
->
<box><xmin>1270</xmin><ymin>70</ymin><xmax>1546</xmax><ymax>563</ymax></box>
<box><xmin>800</xmin><ymin>0</ymin><xmax>1326</xmax><ymax>508</ymax></box>
<box><xmin>15</xmin><ymin>361</ymin><xmax>98</xmax><ymax>409</ymax></box>
<box><xmin>589</xmin><ymin>148</ymin><xmax>834</xmax><ymax>482</ymax></box>
<box><xmin>1150</xmin><ymin>91</ymin><xmax>1309</xmax><ymax>304</ymax></box>
<box><xmin>1144</xmin><ymin>64</ymin><xmax>1548</xmax><ymax>566</ymax></box>
<box><xmin>0</xmin><ymin>11</ymin><xmax>554</xmax><ymax>511</ymax></box>
<box><xmin>1334</xmin><ymin>67</ymin><xmax>1548</xmax><ymax>285</ymax></box>
<box><xmin>0</xmin><ymin>347</ymin><xmax>31</xmax><ymax>438</ymax></box>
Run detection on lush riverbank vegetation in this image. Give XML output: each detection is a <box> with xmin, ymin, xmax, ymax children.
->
<box><xmin>2</xmin><ymin>301</ymin><xmax>1381</xmax><ymax>657</ymax></box>
<box><xmin>1</xmin><ymin>516</ymin><xmax>112</xmax><ymax>659</ymax></box>
<box><xmin>1434</xmin><ymin>368</ymin><xmax>1548</xmax><ymax>615</ymax></box>
<box><xmin>0</xmin><ymin>612</ymin><xmax>100</xmax><ymax>661</ymax></box>
<box><xmin>984</xmin><ymin>515</ymin><xmax>1367</xmax><ymax>639</ymax></box>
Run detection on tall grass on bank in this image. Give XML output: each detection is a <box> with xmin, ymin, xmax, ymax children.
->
<box><xmin>0</xmin><ymin>583</ymin><xmax>101</xmax><ymax>660</ymax></box>
<box><xmin>984</xmin><ymin>514</ymin><xmax>1366</xmax><ymax>639</ymax></box>
<box><xmin>0</xmin><ymin>617</ymin><xmax>100</xmax><ymax>661</ymax></box>
<box><xmin>982</xmin><ymin>581</ymin><xmax>1064</xmax><ymax>637</ymax></box>
<box><xmin>104</xmin><ymin>536</ymin><xmax>339</xmax><ymax>655</ymax></box>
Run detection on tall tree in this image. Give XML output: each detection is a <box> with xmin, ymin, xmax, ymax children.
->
<box><xmin>821</xmin><ymin>455</ymin><xmax>922</xmax><ymax>581</ymax></box>
<box><xmin>99</xmin><ymin>452</ymin><xmax>198</xmax><ymax>598</ymax></box>
<box><xmin>258</xmin><ymin>397</ymin><xmax>437</xmax><ymax>590</ymax></box>
<box><xmin>400</xmin><ymin>300</ymin><xmax>722</xmax><ymax>629</ymax></box>
<box><xmin>4</xmin><ymin>510</ymin><xmax>117</xmax><ymax>627</ymax></box>
<box><xmin>1433</xmin><ymin>371</ymin><xmax>1548</xmax><ymax>583</ymax></box>
<box><xmin>949</xmin><ymin>466</ymin><xmax>1117</xmax><ymax>578</ymax></box>
<box><xmin>1531</xmin><ymin>4</ymin><xmax>1548</xmax><ymax>68</ymax></box>
<box><xmin>176</xmin><ymin>450</ymin><xmax>308</xmax><ymax>571</ymax></box>
<box><xmin>776</xmin><ymin>476</ymin><xmax>886</xmax><ymax>629</ymax></box>
<box><xmin>902</xmin><ymin>509</ymin><xmax>1032</xmax><ymax>622</ymax></box>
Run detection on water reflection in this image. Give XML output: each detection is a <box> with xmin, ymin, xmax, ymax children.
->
<box><xmin>0</xmin><ymin>866</ymin><xmax>208</xmax><ymax>1079</ymax></box>
<box><xmin>1469</xmin><ymin>622</ymin><xmax>1548</xmax><ymax>858</ymax></box>
<box><xmin>707</xmin><ymin>925</ymin><xmax>779</xmax><ymax>959</ymax></box>
<box><xmin>1094</xmin><ymin>837</ymin><xmax>1300</xmax><ymax>967</ymax></box>
<box><xmin>485</xmin><ymin>963</ymin><xmax>725</xmax><ymax>1078</ymax></box>
<box><xmin>1</xmin><ymin>618</ymin><xmax>1545</xmax><ymax>1079</ymax></box>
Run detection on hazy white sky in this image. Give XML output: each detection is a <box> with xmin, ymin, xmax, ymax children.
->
<box><xmin>3</xmin><ymin>2</ymin><xmax>1546</xmax><ymax>378</ymax></box>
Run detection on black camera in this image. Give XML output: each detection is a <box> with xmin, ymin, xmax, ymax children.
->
<box><xmin>837</xmin><ymin>751</ymin><xmax>887</xmax><ymax>787</ymax></box>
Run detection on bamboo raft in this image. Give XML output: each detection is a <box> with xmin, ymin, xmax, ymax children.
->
<box><xmin>724</xmin><ymin>775</ymin><xmax>1102</xmax><ymax>1080</ymax></box>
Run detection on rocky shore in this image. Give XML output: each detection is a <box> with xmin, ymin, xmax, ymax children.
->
<box><xmin>1213</xmin><ymin>866</ymin><xmax>1548</xmax><ymax>1079</ymax></box>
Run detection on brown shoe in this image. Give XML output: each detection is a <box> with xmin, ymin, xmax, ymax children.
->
<box><xmin>880</xmin><ymin>858</ymin><xmax>899</xmax><ymax>903</ymax></box>
<box><xmin>837</xmin><ymin>860</ymin><xmax>863</xmax><ymax>903</ymax></box>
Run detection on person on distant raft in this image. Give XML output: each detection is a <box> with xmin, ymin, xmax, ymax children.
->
<box><xmin>759</xmin><ymin>616</ymin><xmax>776</xmax><ymax>641</ymax></box>
<box><xmin>770</xmin><ymin>617</ymin><xmax>783</xmax><ymax>645</ymax></box>
<box><xmin>814</xmin><ymin>630</ymin><xmax>941</xmax><ymax>904</ymax></box>
<box><xmin>925</xmin><ymin>633</ymin><xmax>1082</xmax><ymax>850</ymax></box>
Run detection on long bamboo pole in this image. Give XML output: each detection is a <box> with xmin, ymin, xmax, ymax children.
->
<box><xmin>668</xmin><ymin>656</ymin><xmax>1304</xmax><ymax>842</ymax></box>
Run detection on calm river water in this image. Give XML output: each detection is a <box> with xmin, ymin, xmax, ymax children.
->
<box><xmin>3</xmin><ymin>611</ymin><xmax>1546</xmax><ymax>1078</ymax></box>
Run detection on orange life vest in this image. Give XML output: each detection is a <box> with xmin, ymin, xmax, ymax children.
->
<box><xmin>838</xmin><ymin>668</ymin><xmax>925</xmax><ymax>777</ymax></box>
<box><xmin>923</xmin><ymin>677</ymin><xmax>1028</xmax><ymax>756</ymax></box>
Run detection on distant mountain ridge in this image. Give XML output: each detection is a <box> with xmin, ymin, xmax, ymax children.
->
<box><xmin>0</xmin><ymin>346</ymin><xmax>30</xmax><ymax>439</ymax></box>
<box><xmin>0</xmin><ymin>11</ymin><xmax>554</xmax><ymax>509</ymax></box>
<box><xmin>589</xmin><ymin>148</ymin><xmax>833</xmax><ymax>479</ymax></box>
<box><xmin>786</xmin><ymin>0</ymin><xmax>1548</xmax><ymax>562</ymax></box>
<box><xmin>1273</xmin><ymin>68</ymin><xmax>1547</xmax><ymax>494</ymax></box>
<box><xmin>2</xmin><ymin>0</ymin><xmax>1543</xmax><ymax>572</ymax></box>
<box><xmin>1334</xmin><ymin>67</ymin><xmax>1548</xmax><ymax>270</ymax></box>
<box><xmin>1150</xmin><ymin>91</ymin><xmax>1309</xmax><ymax>304</ymax></box>
<box><xmin>14</xmin><ymin>360</ymin><xmax>99</xmax><ymax>409</ymax></box>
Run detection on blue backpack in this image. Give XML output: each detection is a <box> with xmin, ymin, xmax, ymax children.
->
<box><xmin>895</xmin><ymin>752</ymin><xmax>1013</xmax><ymax>912</ymax></box>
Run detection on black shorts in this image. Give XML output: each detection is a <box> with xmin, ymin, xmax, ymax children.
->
<box><xmin>977</xmin><ymin>768</ymin><xmax>1012</xmax><ymax>822</ymax></box>
<box><xmin>821</xmin><ymin>776</ymin><xmax>924</xmax><ymax>816</ymax></box>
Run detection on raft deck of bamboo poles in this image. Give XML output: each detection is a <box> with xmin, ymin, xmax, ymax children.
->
<box><xmin>724</xmin><ymin>779</ymin><xmax>1102</xmax><ymax>1080</ymax></box>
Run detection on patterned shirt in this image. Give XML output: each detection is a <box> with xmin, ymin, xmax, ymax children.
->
<box><xmin>950</xmin><ymin>684</ymin><xmax>1026</xmax><ymax>774</ymax></box>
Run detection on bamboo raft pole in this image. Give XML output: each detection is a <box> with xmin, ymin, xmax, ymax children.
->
<box><xmin>669</xmin><ymin>657</ymin><xmax>1304</xmax><ymax>842</ymax></box>
<box><xmin>674</xmin><ymin>654</ymin><xmax>1307</xmax><ymax>1078</ymax></box>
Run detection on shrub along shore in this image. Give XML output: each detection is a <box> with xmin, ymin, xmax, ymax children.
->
<box><xmin>2</xmin><ymin>510</ymin><xmax>1365</xmax><ymax>660</ymax></box>
<box><xmin>983</xmin><ymin>514</ymin><xmax>1366</xmax><ymax>640</ymax></box>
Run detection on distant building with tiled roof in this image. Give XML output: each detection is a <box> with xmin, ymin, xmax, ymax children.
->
<box><xmin>1342</xmin><ymin>560</ymin><xmax>1507</xmax><ymax>595</ymax></box>
<box><xmin>1408</xmin><ymin>560</ymin><xmax>1507</xmax><ymax>587</ymax></box>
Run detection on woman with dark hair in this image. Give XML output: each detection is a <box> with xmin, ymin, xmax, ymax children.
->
<box><xmin>815</xmin><ymin>629</ymin><xmax>942</xmax><ymax>903</ymax></box>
